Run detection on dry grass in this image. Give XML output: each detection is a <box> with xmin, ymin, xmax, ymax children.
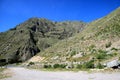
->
<box><xmin>0</xmin><ymin>68</ymin><xmax>12</xmax><ymax>79</ymax></box>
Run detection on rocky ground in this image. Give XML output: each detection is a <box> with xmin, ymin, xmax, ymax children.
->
<box><xmin>1</xmin><ymin>67</ymin><xmax>120</xmax><ymax>80</ymax></box>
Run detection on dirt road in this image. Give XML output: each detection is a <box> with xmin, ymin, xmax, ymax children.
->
<box><xmin>2</xmin><ymin>67</ymin><xmax>120</xmax><ymax>80</ymax></box>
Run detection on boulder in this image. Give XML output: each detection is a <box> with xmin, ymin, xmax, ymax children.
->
<box><xmin>106</xmin><ymin>59</ymin><xmax>120</xmax><ymax>68</ymax></box>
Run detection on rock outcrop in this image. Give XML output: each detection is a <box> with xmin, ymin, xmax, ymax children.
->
<box><xmin>106</xmin><ymin>59</ymin><xmax>120</xmax><ymax>69</ymax></box>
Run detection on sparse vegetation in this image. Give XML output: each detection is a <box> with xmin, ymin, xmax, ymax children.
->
<box><xmin>76</xmin><ymin>60</ymin><xmax>95</xmax><ymax>69</ymax></box>
<box><xmin>96</xmin><ymin>53</ymin><xmax>107</xmax><ymax>60</ymax></box>
<box><xmin>88</xmin><ymin>45</ymin><xmax>96</xmax><ymax>51</ymax></box>
<box><xmin>70</xmin><ymin>50</ymin><xmax>77</xmax><ymax>57</ymax></box>
<box><xmin>43</xmin><ymin>64</ymin><xmax>67</xmax><ymax>69</ymax></box>
<box><xmin>0</xmin><ymin>68</ymin><xmax>7</xmax><ymax>79</ymax></box>
<box><xmin>1</xmin><ymin>7</ymin><xmax>120</xmax><ymax>71</ymax></box>
<box><xmin>76</xmin><ymin>64</ymin><xmax>83</xmax><ymax>69</ymax></box>
<box><xmin>83</xmin><ymin>60</ymin><xmax>95</xmax><ymax>69</ymax></box>
<box><xmin>96</xmin><ymin>63</ymin><xmax>104</xmax><ymax>69</ymax></box>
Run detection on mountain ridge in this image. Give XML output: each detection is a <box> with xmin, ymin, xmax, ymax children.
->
<box><xmin>0</xmin><ymin>18</ymin><xmax>86</xmax><ymax>63</ymax></box>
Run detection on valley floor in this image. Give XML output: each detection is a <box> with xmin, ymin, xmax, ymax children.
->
<box><xmin>1</xmin><ymin>67</ymin><xmax>120</xmax><ymax>80</ymax></box>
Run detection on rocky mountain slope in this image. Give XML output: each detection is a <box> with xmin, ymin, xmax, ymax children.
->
<box><xmin>29</xmin><ymin>7</ymin><xmax>120</xmax><ymax>69</ymax></box>
<box><xmin>0</xmin><ymin>18</ymin><xmax>85</xmax><ymax>63</ymax></box>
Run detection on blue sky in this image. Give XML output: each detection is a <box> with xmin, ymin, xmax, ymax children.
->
<box><xmin>0</xmin><ymin>0</ymin><xmax>120</xmax><ymax>32</ymax></box>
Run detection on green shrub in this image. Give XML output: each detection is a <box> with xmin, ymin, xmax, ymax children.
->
<box><xmin>90</xmin><ymin>49</ymin><xmax>97</xmax><ymax>54</ymax></box>
<box><xmin>59</xmin><ymin>64</ymin><xmax>66</xmax><ymax>68</ymax></box>
<box><xmin>111</xmin><ymin>47</ymin><xmax>118</xmax><ymax>51</ymax></box>
<box><xmin>96</xmin><ymin>53</ymin><xmax>107</xmax><ymax>59</ymax></box>
<box><xmin>98</xmin><ymin>49</ymin><xmax>107</xmax><ymax>54</ymax></box>
<box><xmin>70</xmin><ymin>50</ymin><xmax>77</xmax><ymax>56</ymax></box>
<box><xmin>96</xmin><ymin>63</ymin><xmax>104</xmax><ymax>69</ymax></box>
<box><xmin>96</xmin><ymin>49</ymin><xmax>107</xmax><ymax>60</ymax></box>
<box><xmin>53</xmin><ymin>64</ymin><xmax>66</xmax><ymax>68</ymax></box>
<box><xmin>80</xmin><ymin>36</ymin><xmax>84</xmax><ymax>40</ymax></box>
<box><xmin>43</xmin><ymin>64</ymin><xmax>52</xmax><ymax>68</ymax></box>
<box><xmin>28</xmin><ymin>62</ymin><xmax>35</xmax><ymax>65</ymax></box>
<box><xmin>83</xmin><ymin>60</ymin><xmax>94</xmax><ymax>69</ymax></box>
<box><xmin>88</xmin><ymin>45</ymin><xmax>96</xmax><ymax>51</ymax></box>
<box><xmin>53</xmin><ymin>64</ymin><xmax>60</xmax><ymax>68</ymax></box>
<box><xmin>105</xmin><ymin>42</ymin><xmax>112</xmax><ymax>48</ymax></box>
<box><xmin>76</xmin><ymin>64</ymin><xmax>82</xmax><ymax>69</ymax></box>
<box><xmin>43</xmin><ymin>64</ymin><xmax>67</xmax><ymax>69</ymax></box>
<box><xmin>107</xmin><ymin>52</ymin><xmax>117</xmax><ymax>57</ymax></box>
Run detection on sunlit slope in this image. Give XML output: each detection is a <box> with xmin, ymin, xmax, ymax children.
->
<box><xmin>36</xmin><ymin>7</ymin><xmax>120</xmax><ymax>64</ymax></box>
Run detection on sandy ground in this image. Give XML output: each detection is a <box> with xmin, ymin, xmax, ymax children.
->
<box><xmin>1</xmin><ymin>67</ymin><xmax>120</xmax><ymax>80</ymax></box>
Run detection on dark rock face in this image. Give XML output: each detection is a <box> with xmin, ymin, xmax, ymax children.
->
<box><xmin>0</xmin><ymin>18</ymin><xmax>86</xmax><ymax>63</ymax></box>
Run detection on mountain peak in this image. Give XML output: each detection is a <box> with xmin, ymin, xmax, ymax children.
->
<box><xmin>28</xmin><ymin>17</ymin><xmax>50</xmax><ymax>21</ymax></box>
<box><xmin>0</xmin><ymin>17</ymin><xmax>86</xmax><ymax>63</ymax></box>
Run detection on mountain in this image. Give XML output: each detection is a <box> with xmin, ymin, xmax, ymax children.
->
<box><xmin>29</xmin><ymin>7</ymin><xmax>120</xmax><ymax>69</ymax></box>
<box><xmin>0</xmin><ymin>18</ymin><xmax>85</xmax><ymax>63</ymax></box>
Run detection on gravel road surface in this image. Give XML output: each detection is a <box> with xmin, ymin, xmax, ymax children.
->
<box><xmin>2</xmin><ymin>67</ymin><xmax>120</xmax><ymax>80</ymax></box>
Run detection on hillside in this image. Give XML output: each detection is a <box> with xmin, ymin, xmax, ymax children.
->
<box><xmin>0</xmin><ymin>18</ymin><xmax>85</xmax><ymax>63</ymax></box>
<box><xmin>29</xmin><ymin>7</ymin><xmax>120</xmax><ymax>69</ymax></box>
